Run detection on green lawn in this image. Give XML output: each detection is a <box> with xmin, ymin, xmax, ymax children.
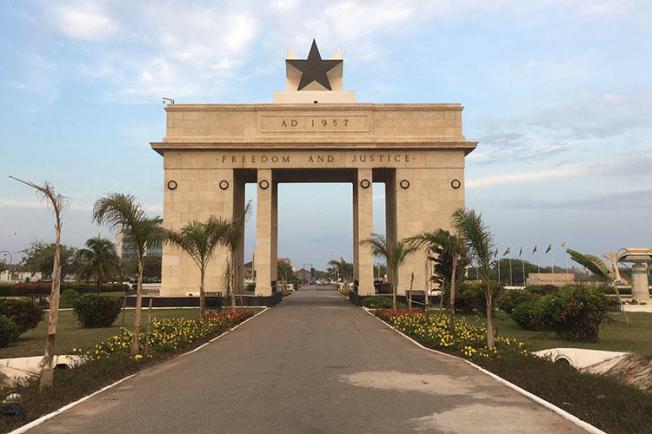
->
<box><xmin>472</xmin><ymin>311</ymin><xmax>652</xmax><ymax>358</ymax></box>
<box><xmin>0</xmin><ymin>308</ymin><xmax>201</xmax><ymax>358</ymax></box>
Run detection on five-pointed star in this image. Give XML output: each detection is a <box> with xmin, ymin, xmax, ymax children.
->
<box><xmin>286</xmin><ymin>39</ymin><xmax>342</xmax><ymax>91</ymax></box>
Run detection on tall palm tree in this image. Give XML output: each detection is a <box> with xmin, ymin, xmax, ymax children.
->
<box><xmin>407</xmin><ymin>229</ymin><xmax>466</xmax><ymax>314</ymax></box>
<box><xmin>221</xmin><ymin>202</ymin><xmax>251</xmax><ymax>311</ymax></box>
<box><xmin>567</xmin><ymin>248</ymin><xmax>629</xmax><ymax>324</ymax></box>
<box><xmin>452</xmin><ymin>209</ymin><xmax>496</xmax><ymax>349</ymax></box>
<box><xmin>92</xmin><ymin>194</ymin><xmax>162</xmax><ymax>356</ymax></box>
<box><xmin>162</xmin><ymin>219</ymin><xmax>229</xmax><ymax>319</ymax></box>
<box><xmin>75</xmin><ymin>236</ymin><xmax>121</xmax><ymax>292</ymax></box>
<box><xmin>10</xmin><ymin>176</ymin><xmax>65</xmax><ymax>392</ymax></box>
<box><xmin>360</xmin><ymin>234</ymin><xmax>417</xmax><ymax>310</ymax></box>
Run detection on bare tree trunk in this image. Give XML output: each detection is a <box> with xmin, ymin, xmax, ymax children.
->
<box><xmin>485</xmin><ymin>285</ymin><xmax>495</xmax><ymax>349</ymax></box>
<box><xmin>40</xmin><ymin>221</ymin><xmax>61</xmax><ymax>392</ymax></box>
<box><xmin>450</xmin><ymin>255</ymin><xmax>458</xmax><ymax>316</ymax></box>
<box><xmin>121</xmin><ymin>292</ymin><xmax>127</xmax><ymax>328</ymax></box>
<box><xmin>130</xmin><ymin>257</ymin><xmax>144</xmax><ymax>356</ymax></box>
<box><xmin>144</xmin><ymin>298</ymin><xmax>153</xmax><ymax>354</ymax></box>
<box><xmin>199</xmin><ymin>268</ymin><xmax>206</xmax><ymax>320</ymax></box>
<box><xmin>230</xmin><ymin>256</ymin><xmax>236</xmax><ymax>311</ymax></box>
<box><xmin>408</xmin><ymin>272</ymin><xmax>414</xmax><ymax>312</ymax></box>
<box><xmin>392</xmin><ymin>272</ymin><xmax>398</xmax><ymax>310</ymax></box>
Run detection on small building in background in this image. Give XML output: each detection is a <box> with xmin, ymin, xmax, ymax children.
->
<box><xmin>116</xmin><ymin>229</ymin><xmax>162</xmax><ymax>260</ymax></box>
<box><xmin>295</xmin><ymin>268</ymin><xmax>311</xmax><ymax>284</ymax></box>
<box><xmin>526</xmin><ymin>273</ymin><xmax>576</xmax><ymax>286</ymax></box>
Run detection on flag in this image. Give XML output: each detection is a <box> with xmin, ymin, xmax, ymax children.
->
<box><xmin>532</xmin><ymin>245</ymin><xmax>537</xmax><ymax>254</ymax></box>
<box><xmin>518</xmin><ymin>247</ymin><xmax>523</xmax><ymax>257</ymax></box>
<box><xmin>503</xmin><ymin>247</ymin><xmax>511</xmax><ymax>256</ymax></box>
<box><xmin>545</xmin><ymin>243</ymin><xmax>552</xmax><ymax>254</ymax></box>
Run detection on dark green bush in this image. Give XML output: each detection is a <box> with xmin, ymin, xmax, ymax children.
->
<box><xmin>0</xmin><ymin>297</ymin><xmax>44</xmax><ymax>333</ymax></box>
<box><xmin>511</xmin><ymin>285</ymin><xmax>609</xmax><ymax>341</ymax></box>
<box><xmin>524</xmin><ymin>284</ymin><xmax>558</xmax><ymax>296</ymax></box>
<box><xmin>497</xmin><ymin>288</ymin><xmax>538</xmax><ymax>314</ymax></box>
<box><xmin>545</xmin><ymin>285</ymin><xmax>609</xmax><ymax>342</ymax></box>
<box><xmin>73</xmin><ymin>294</ymin><xmax>122</xmax><ymax>328</ymax></box>
<box><xmin>511</xmin><ymin>298</ymin><xmax>549</xmax><ymax>330</ymax></box>
<box><xmin>0</xmin><ymin>314</ymin><xmax>20</xmax><ymax>347</ymax></box>
<box><xmin>60</xmin><ymin>289</ymin><xmax>80</xmax><ymax>308</ymax></box>
<box><xmin>453</xmin><ymin>282</ymin><xmax>502</xmax><ymax>315</ymax></box>
<box><xmin>362</xmin><ymin>296</ymin><xmax>393</xmax><ymax>309</ymax></box>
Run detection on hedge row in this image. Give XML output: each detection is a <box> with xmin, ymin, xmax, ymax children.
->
<box><xmin>0</xmin><ymin>282</ymin><xmax>130</xmax><ymax>297</ymax></box>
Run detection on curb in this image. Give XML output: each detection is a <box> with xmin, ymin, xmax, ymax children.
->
<box><xmin>8</xmin><ymin>307</ymin><xmax>270</xmax><ymax>434</ymax></box>
<box><xmin>362</xmin><ymin>308</ymin><xmax>606</xmax><ymax>434</ymax></box>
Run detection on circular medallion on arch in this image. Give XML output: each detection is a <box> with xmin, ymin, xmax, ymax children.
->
<box><xmin>219</xmin><ymin>180</ymin><xmax>230</xmax><ymax>190</ymax></box>
<box><xmin>167</xmin><ymin>180</ymin><xmax>178</xmax><ymax>191</ymax></box>
<box><xmin>259</xmin><ymin>179</ymin><xmax>270</xmax><ymax>190</ymax></box>
<box><xmin>451</xmin><ymin>179</ymin><xmax>462</xmax><ymax>190</ymax></box>
<box><xmin>360</xmin><ymin>179</ymin><xmax>371</xmax><ymax>189</ymax></box>
<box><xmin>399</xmin><ymin>179</ymin><xmax>410</xmax><ymax>190</ymax></box>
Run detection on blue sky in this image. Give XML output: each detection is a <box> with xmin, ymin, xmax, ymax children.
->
<box><xmin>1</xmin><ymin>0</ymin><xmax>651</xmax><ymax>269</ymax></box>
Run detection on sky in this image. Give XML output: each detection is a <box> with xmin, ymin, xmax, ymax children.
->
<box><xmin>0</xmin><ymin>0</ymin><xmax>651</xmax><ymax>270</ymax></box>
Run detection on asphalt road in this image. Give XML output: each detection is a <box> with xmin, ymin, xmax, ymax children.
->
<box><xmin>31</xmin><ymin>287</ymin><xmax>585</xmax><ymax>433</ymax></box>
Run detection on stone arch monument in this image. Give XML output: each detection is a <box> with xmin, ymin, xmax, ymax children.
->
<box><xmin>151</xmin><ymin>40</ymin><xmax>477</xmax><ymax>304</ymax></box>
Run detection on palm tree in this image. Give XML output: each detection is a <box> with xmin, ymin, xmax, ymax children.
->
<box><xmin>452</xmin><ymin>209</ymin><xmax>496</xmax><ymax>349</ymax></box>
<box><xmin>407</xmin><ymin>229</ymin><xmax>466</xmax><ymax>314</ymax></box>
<box><xmin>10</xmin><ymin>176</ymin><xmax>65</xmax><ymax>392</ymax></box>
<box><xmin>221</xmin><ymin>202</ymin><xmax>251</xmax><ymax>311</ymax></box>
<box><xmin>360</xmin><ymin>234</ymin><xmax>417</xmax><ymax>310</ymax></box>
<box><xmin>328</xmin><ymin>257</ymin><xmax>351</xmax><ymax>282</ymax></box>
<box><xmin>162</xmin><ymin>219</ymin><xmax>229</xmax><ymax>319</ymax></box>
<box><xmin>567</xmin><ymin>248</ymin><xmax>629</xmax><ymax>324</ymax></box>
<box><xmin>75</xmin><ymin>236</ymin><xmax>121</xmax><ymax>292</ymax></box>
<box><xmin>92</xmin><ymin>194</ymin><xmax>162</xmax><ymax>356</ymax></box>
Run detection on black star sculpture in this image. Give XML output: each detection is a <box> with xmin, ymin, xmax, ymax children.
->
<box><xmin>287</xmin><ymin>39</ymin><xmax>342</xmax><ymax>91</ymax></box>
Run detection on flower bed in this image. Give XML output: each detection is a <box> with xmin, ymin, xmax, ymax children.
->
<box><xmin>0</xmin><ymin>309</ymin><xmax>257</xmax><ymax>432</ymax></box>
<box><xmin>377</xmin><ymin>309</ymin><xmax>526</xmax><ymax>359</ymax></box>
<box><xmin>375</xmin><ymin>309</ymin><xmax>652</xmax><ymax>434</ymax></box>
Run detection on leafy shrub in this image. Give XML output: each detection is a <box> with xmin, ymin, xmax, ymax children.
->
<box><xmin>498</xmin><ymin>288</ymin><xmax>538</xmax><ymax>314</ymax></box>
<box><xmin>511</xmin><ymin>285</ymin><xmax>609</xmax><ymax>341</ymax></box>
<box><xmin>0</xmin><ymin>314</ymin><xmax>20</xmax><ymax>347</ymax></box>
<box><xmin>525</xmin><ymin>284</ymin><xmax>558</xmax><ymax>296</ymax></box>
<box><xmin>545</xmin><ymin>285</ymin><xmax>609</xmax><ymax>342</ymax></box>
<box><xmin>511</xmin><ymin>299</ymin><xmax>549</xmax><ymax>331</ymax></box>
<box><xmin>454</xmin><ymin>282</ymin><xmax>502</xmax><ymax>315</ymax></box>
<box><xmin>0</xmin><ymin>297</ymin><xmax>44</xmax><ymax>333</ymax></box>
<box><xmin>362</xmin><ymin>296</ymin><xmax>393</xmax><ymax>309</ymax></box>
<box><xmin>60</xmin><ymin>289</ymin><xmax>80</xmax><ymax>308</ymax></box>
<box><xmin>73</xmin><ymin>294</ymin><xmax>123</xmax><ymax>328</ymax></box>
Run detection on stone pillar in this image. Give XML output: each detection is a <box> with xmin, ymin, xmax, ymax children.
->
<box><xmin>394</xmin><ymin>162</ymin><xmax>465</xmax><ymax>295</ymax></box>
<box><xmin>631</xmin><ymin>263</ymin><xmax>650</xmax><ymax>302</ymax></box>
<box><xmin>232</xmin><ymin>171</ymin><xmax>246</xmax><ymax>295</ymax></box>
<box><xmin>353</xmin><ymin>168</ymin><xmax>375</xmax><ymax>295</ymax></box>
<box><xmin>161</xmin><ymin>166</ymin><xmax>234</xmax><ymax>296</ymax></box>
<box><xmin>255</xmin><ymin>169</ymin><xmax>276</xmax><ymax>296</ymax></box>
<box><xmin>385</xmin><ymin>170</ymin><xmax>397</xmax><ymax>287</ymax></box>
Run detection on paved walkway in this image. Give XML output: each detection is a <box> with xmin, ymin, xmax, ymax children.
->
<box><xmin>32</xmin><ymin>288</ymin><xmax>584</xmax><ymax>433</ymax></box>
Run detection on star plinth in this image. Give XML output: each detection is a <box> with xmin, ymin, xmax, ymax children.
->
<box><xmin>286</xmin><ymin>39</ymin><xmax>342</xmax><ymax>91</ymax></box>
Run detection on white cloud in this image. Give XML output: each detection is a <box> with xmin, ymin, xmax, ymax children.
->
<box><xmin>467</xmin><ymin>164</ymin><xmax>586</xmax><ymax>189</ymax></box>
<box><xmin>53</xmin><ymin>5</ymin><xmax>117</xmax><ymax>41</ymax></box>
